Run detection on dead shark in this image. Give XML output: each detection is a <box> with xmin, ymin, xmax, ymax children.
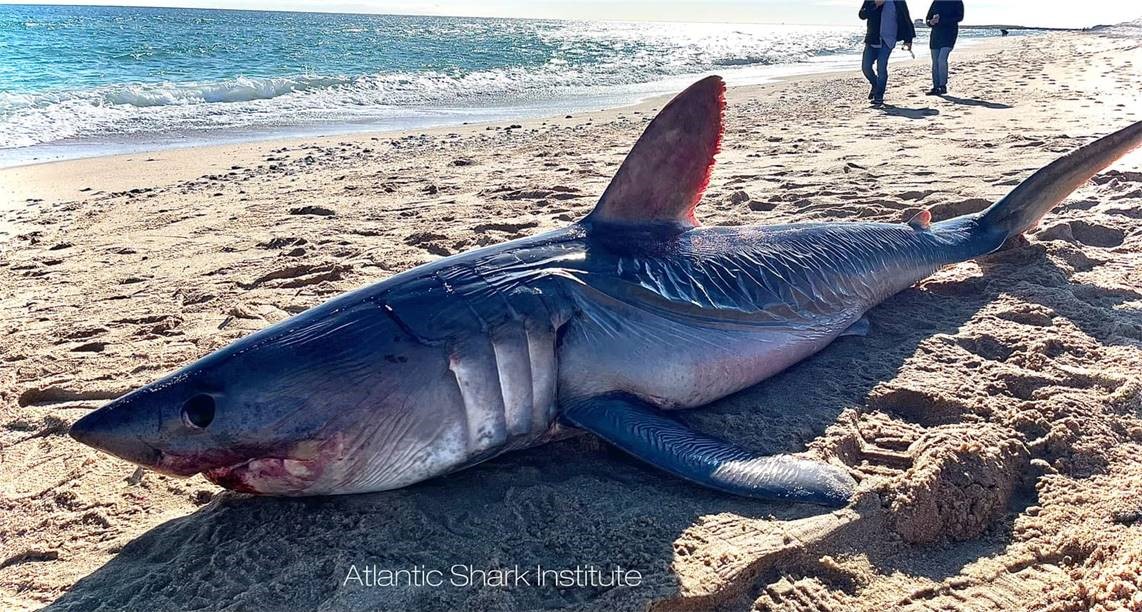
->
<box><xmin>70</xmin><ymin>76</ymin><xmax>1142</xmax><ymax>507</ymax></box>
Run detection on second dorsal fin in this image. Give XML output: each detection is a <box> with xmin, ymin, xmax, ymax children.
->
<box><xmin>585</xmin><ymin>76</ymin><xmax>726</xmax><ymax>228</ymax></box>
<box><xmin>908</xmin><ymin>209</ymin><xmax>932</xmax><ymax>230</ymax></box>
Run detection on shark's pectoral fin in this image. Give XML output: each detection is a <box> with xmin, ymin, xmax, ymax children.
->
<box><xmin>561</xmin><ymin>393</ymin><xmax>856</xmax><ymax>507</ymax></box>
<box><xmin>839</xmin><ymin>316</ymin><xmax>870</xmax><ymax>337</ymax></box>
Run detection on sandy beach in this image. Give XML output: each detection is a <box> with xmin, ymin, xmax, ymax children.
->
<box><xmin>2</xmin><ymin>27</ymin><xmax>1141</xmax><ymax>611</ymax></box>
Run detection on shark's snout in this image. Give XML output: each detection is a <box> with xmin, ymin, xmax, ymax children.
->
<box><xmin>70</xmin><ymin>402</ymin><xmax>163</xmax><ymax>468</ymax></box>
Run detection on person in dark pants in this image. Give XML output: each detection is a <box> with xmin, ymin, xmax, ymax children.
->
<box><xmin>926</xmin><ymin>0</ymin><xmax>964</xmax><ymax>95</ymax></box>
<box><xmin>859</xmin><ymin>0</ymin><xmax>916</xmax><ymax>106</ymax></box>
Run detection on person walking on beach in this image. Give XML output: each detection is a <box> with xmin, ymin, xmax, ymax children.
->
<box><xmin>859</xmin><ymin>0</ymin><xmax>915</xmax><ymax>107</ymax></box>
<box><xmin>926</xmin><ymin>0</ymin><xmax>964</xmax><ymax>95</ymax></box>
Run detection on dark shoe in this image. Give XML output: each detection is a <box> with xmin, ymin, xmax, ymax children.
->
<box><xmin>868</xmin><ymin>86</ymin><xmax>876</xmax><ymax>100</ymax></box>
<box><xmin>871</xmin><ymin>98</ymin><xmax>884</xmax><ymax>107</ymax></box>
<box><xmin>925</xmin><ymin>88</ymin><xmax>940</xmax><ymax>95</ymax></box>
<box><xmin>938</xmin><ymin>86</ymin><xmax>948</xmax><ymax>95</ymax></box>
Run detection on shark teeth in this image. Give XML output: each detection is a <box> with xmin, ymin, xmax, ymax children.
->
<box><xmin>282</xmin><ymin>459</ymin><xmax>314</xmax><ymax>478</ymax></box>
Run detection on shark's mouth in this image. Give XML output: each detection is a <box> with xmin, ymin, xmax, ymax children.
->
<box><xmin>203</xmin><ymin>456</ymin><xmax>327</xmax><ymax>494</ymax></box>
<box><xmin>187</xmin><ymin>436</ymin><xmax>346</xmax><ymax>495</ymax></box>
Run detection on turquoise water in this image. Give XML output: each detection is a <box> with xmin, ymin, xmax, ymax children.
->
<box><xmin>0</xmin><ymin>5</ymin><xmax>1012</xmax><ymax>164</ymax></box>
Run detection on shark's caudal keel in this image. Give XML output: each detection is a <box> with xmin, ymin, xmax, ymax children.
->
<box><xmin>70</xmin><ymin>77</ymin><xmax>1142</xmax><ymax>508</ymax></box>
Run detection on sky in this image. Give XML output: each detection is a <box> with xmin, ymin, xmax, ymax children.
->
<box><xmin>2</xmin><ymin>0</ymin><xmax>1140</xmax><ymax>28</ymax></box>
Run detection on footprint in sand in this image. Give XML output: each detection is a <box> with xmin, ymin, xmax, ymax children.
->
<box><xmin>1067</xmin><ymin>220</ymin><xmax>1125</xmax><ymax>248</ymax></box>
<box><xmin>289</xmin><ymin>206</ymin><xmax>335</xmax><ymax>216</ymax></box>
<box><xmin>1105</xmin><ymin>207</ymin><xmax>1142</xmax><ymax>219</ymax></box>
<box><xmin>16</xmin><ymin>387</ymin><xmax>125</xmax><ymax>408</ymax></box>
<box><xmin>240</xmin><ymin>263</ymin><xmax>347</xmax><ymax>290</ymax></box>
<box><xmin>954</xmin><ymin>333</ymin><xmax>1016</xmax><ymax>362</ymax></box>
<box><xmin>404</xmin><ymin>231</ymin><xmax>452</xmax><ymax>256</ymax></box>
<box><xmin>471</xmin><ymin>220</ymin><xmax>539</xmax><ymax>237</ymax></box>
<box><xmin>1059</xmin><ymin>198</ymin><xmax>1099</xmax><ymax>212</ymax></box>
<box><xmin>257</xmin><ymin>236</ymin><xmax>308</xmax><ymax>249</ymax></box>
<box><xmin>929</xmin><ymin>198</ymin><xmax>992</xmax><ymax>220</ymax></box>
<box><xmin>867</xmin><ymin>383</ymin><xmax>972</xmax><ymax>428</ymax></box>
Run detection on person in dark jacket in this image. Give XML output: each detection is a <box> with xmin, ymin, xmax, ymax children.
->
<box><xmin>859</xmin><ymin>0</ymin><xmax>916</xmax><ymax>106</ymax></box>
<box><xmin>926</xmin><ymin>0</ymin><xmax>964</xmax><ymax>95</ymax></box>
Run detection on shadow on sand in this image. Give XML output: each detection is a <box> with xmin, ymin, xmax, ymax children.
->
<box><xmin>880</xmin><ymin>104</ymin><xmax>940</xmax><ymax>119</ymax></box>
<box><xmin>47</xmin><ymin>243</ymin><xmax>1126</xmax><ymax>611</ymax></box>
<box><xmin>939</xmin><ymin>95</ymin><xmax>1014</xmax><ymax>110</ymax></box>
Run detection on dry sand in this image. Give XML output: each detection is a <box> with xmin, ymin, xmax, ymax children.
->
<box><xmin>2</xmin><ymin>29</ymin><xmax>1141</xmax><ymax>611</ymax></box>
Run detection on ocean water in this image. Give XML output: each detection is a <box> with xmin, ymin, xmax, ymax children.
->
<box><xmin>0</xmin><ymin>5</ymin><xmax>1012</xmax><ymax>165</ymax></box>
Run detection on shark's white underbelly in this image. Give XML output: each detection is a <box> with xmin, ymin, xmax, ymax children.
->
<box><xmin>556</xmin><ymin>289</ymin><xmax>864</xmax><ymax>409</ymax></box>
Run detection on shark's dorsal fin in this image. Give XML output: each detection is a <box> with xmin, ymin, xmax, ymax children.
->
<box><xmin>586</xmin><ymin>75</ymin><xmax>725</xmax><ymax>228</ymax></box>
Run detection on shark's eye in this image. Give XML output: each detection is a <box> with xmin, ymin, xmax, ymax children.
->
<box><xmin>182</xmin><ymin>394</ymin><xmax>216</xmax><ymax>429</ymax></box>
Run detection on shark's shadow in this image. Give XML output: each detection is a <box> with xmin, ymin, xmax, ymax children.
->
<box><xmin>48</xmin><ymin>243</ymin><xmax>1124</xmax><ymax>611</ymax></box>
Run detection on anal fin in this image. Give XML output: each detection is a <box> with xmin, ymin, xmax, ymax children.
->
<box><xmin>561</xmin><ymin>394</ymin><xmax>856</xmax><ymax>507</ymax></box>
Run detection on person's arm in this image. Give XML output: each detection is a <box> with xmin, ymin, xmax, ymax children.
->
<box><xmin>900</xmin><ymin>1</ymin><xmax>916</xmax><ymax>45</ymax></box>
<box><xmin>952</xmin><ymin>1</ymin><xmax>964</xmax><ymax>24</ymax></box>
<box><xmin>859</xmin><ymin>0</ymin><xmax>873</xmax><ymax>20</ymax></box>
<box><xmin>925</xmin><ymin>2</ymin><xmax>936</xmax><ymax>26</ymax></box>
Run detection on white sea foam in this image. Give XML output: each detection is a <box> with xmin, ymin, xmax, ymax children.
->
<box><xmin>0</xmin><ymin>60</ymin><xmax>844</xmax><ymax>149</ymax></box>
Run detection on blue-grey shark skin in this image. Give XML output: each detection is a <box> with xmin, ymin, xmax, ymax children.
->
<box><xmin>69</xmin><ymin>76</ymin><xmax>1142</xmax><ymax>505</ymax></box>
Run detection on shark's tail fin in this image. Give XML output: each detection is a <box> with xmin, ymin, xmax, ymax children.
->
<box><xmin>977</xmin><ymin>120</ymin><xmax>1142</xmax><ymax>240</ymax></box>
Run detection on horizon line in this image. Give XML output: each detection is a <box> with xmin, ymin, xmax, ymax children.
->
<box><xmin>0</xmin><ymin>1</ymin><xmax>1120</xmax><ymax>30</ymax></box>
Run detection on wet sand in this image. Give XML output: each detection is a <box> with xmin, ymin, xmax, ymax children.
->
<box><xmin>2</xmin><ymin>29</ymin><xmax>1141</xmax><ymax>611</ymax></box>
